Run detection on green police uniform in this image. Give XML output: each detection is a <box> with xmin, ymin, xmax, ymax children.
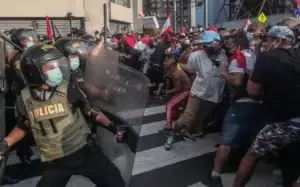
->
<box><xmin>20</xmin><ymin>81</ymin><xmax>90</xmax><ymax>162</ymax></box>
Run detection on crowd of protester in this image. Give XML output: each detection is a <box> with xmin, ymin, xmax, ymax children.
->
<box><xmin>112</xmin><ymin>16</ymin><xmax>300</xmax><ymax>187</ymax></box>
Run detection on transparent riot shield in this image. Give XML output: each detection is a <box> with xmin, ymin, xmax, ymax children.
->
<box><xmin>84</xmin><ymin>47</ymin><xmax>150</xmax><ymax>186</ymax></box>
<box><xmin>0</xmin><ymin>38</ymin><xmax>7</xmax><ymax>184</ymax></box>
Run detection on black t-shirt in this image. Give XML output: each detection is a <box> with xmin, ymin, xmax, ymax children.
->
<box><xmin>150</xmin><ymin>43</ymin><xmax>171</xmax><ymax>66</ymax></box>
<box><xmin>250</xmin><ymin>48</ymin><xmax>300</xmax><ymax>121</ymax></box>
<box><xmin>15</xmin><ymin>84</ymin><xmax>92</xmax><ymax>132</ymax></box>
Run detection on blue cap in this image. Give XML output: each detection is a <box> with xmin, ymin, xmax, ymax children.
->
<box><xmin>199</xmin><ymin>30</ymin><xmax>221</xmax><ymax>44</ymax></box>
<box><xmin>267</xmin><ymin>26</ymin><xmax>295</xmax><ymax>43</ymax></box>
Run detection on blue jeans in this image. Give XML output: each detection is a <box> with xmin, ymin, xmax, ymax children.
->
<box><xmin>220</xmin><ymin>101</ymin><xmax>273</xmax><ymax>147</ymax></box>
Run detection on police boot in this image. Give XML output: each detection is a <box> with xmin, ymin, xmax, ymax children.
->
<box><xmin>16</xmin><ymin>147</ymin><xmax>33</xmax><ymax>165</ymax></box>
<box><xmin>2</xmin><ymin>175</ymin><xmax>20</xmax><ymax>185</ymax></box>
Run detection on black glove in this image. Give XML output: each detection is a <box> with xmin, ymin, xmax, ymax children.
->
<box><xmin>0</xmin><ymin>139</ymin><xmax>9</xmax><ymax>160</ymax></box>
<box><xmin>110</xmin><ymin>122</ymin><xmax>128</xmax><ymax>143</ymax></box>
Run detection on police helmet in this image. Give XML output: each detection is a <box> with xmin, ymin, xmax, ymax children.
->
<box><xmin>82</xmin><ymin>34</ymin><xmax>96</xmax><ymax>43</ymax></box>
<box><xmin>11</xmin><ymin>28</ymin><xmax>39</xmax><ymax>49</ymax></box>
<box><xmin>20</xmin><ymin>44</ymin><xmax>70</xmax><ymax>88</ymax></box>
<box><xmin>82</xmin><ymin>34</ymin><xmax>96</xmax><ymax>49</ymax></box>
<box><xmin>38</xmin><ymin>34</ymin><xmax>52</xmax><ymax>45</ymax></box>
<box><xmin>54</xmin><ymin>38</ymin><xmax>89</xmax><ymax>71</ymax></box>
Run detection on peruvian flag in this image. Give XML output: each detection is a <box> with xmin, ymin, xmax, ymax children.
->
<box><xmin>160</xmin><ymin>13</ymin><xmax>173</xmax><ymax>35</ymax></box>
<box><xmin>243</xmin><ymin>17</ymin><xmax>251</xmax><ymax>31</ymax></box>
<box><xmin>46</xmin><ymin>16</ymin><xmax>53</xmax><ymax>40</ymax></box>
<box><xmin>138</xmin><ymin>11</ymin><xmax>144</xmax><ymax>18</ymax></box>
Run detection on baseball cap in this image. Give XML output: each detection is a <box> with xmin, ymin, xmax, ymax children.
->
<box><xmin>267</xmin><ymin>26</ymin><xmax>295</xmax><ymax>43</ymax></box>
<box><xmin>199</xmin><ymin>30</ymin><xmax>221</xmax><ymax>44</ymax></box>
<box><xmin>206</xmin><ymin>26</ymin><xmax>218</xmax><ymax>33</ymax></box>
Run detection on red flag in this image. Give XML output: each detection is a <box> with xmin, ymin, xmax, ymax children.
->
<box><xmin>141</xmin><ymin>35</ymin><xmax>150</xmax><ymax>45</ymax></box>
<box><xmin>160</xmin><ymin>13</ymin><xmax>173</xmax><ymax>35</ymax></box>
<box><xmin>46</xmin><ymin>16</ymin><xmax>53</xmax><ymax>40</ymax></box>
<box><xmin>243</xmin><ymin>17</ymin><xmax>251</xmax><ymax>31</ymax></box>
<box><xmin>123</xmin><ymin>35</ymin><xmax>136</xmax><ymax>48</ymax></box>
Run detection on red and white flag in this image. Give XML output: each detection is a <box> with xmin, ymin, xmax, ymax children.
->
<box><xmin>160</xmin><ymin>13</ymin><xmax>173</xmax><ymax>35</ymax></box>
<box><xmin>181</xmin><ymin>26</ymin><xmax>188</xmax><ymax>34</ymax></box>
<box><xmin>243</xmin><ymin>17</ymin><xmax>251</xmax><ymax>31</ymax></box>
<box><xmin>138</xmin><ymin>11</ymin><xmax>144</xmax><ymax>18</ymax></box>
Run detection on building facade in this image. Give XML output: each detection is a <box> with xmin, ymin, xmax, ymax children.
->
<box><xmin>143</xmin><ymin>0</ymin><xmax>195</xmax><ymax>32</ymax></box>
<box><xmin>0</xmin><ymin>0</ymin><xmax>143</xmax><ymax>36</ymax></box>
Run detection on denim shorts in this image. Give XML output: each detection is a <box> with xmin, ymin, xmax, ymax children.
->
<box><xmin>220</xmin><ymin>101</ymin><xmax>273</xmax><ymax>147</ymax></box>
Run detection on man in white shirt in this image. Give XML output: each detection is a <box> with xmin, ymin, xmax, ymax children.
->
<box><xmin>176</xmin><ymin>30</ymin><xmax>227</xmax><ymax>140</ymax></box>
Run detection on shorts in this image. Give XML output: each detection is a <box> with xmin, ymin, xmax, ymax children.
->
<box><xmin>220</xmin><ymin>101</ymin><xmax>273</xmax><ymax>147</ymax></box>
<box><xmin>294</xmin><ymin>8</ymin><xmax>300</xmax><ymax>15</ymax></box>
<box><xmin>252</xmin><ymin>120</ymin><xmax>300</xmax><ymax>155</ymax></box>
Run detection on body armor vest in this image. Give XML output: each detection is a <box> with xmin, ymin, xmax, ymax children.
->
<box><xmin>21</xmin><ymin>81</ymin><xmax>88</xmax><ymax>162</ymax></box>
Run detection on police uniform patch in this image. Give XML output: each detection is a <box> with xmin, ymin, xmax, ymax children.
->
<box><xmin>72</xmin><ymin>42</ymin><xmax>80</xmax><ymax>48</ymax></box>
<box><xmin>41</xmin><ymin>45</ymin><xmax>54</xmax><ymax>51</ymax></box>
<box><xmin>15</xmin><ymin>60</ymin><xmax>20</xmax><ymax>69</ymax></box>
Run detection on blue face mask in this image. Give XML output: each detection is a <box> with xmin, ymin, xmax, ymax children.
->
<box><xmin>70</xmin><ymin>58</ymin><xmax>80</xmax><ymax>70</ymax></box>
<box><xmin>25</xmin><ymin>41</ymin><xmax>35</xmax><ymax>49</ymax></box>
<box><xmin>246</xmin><ymin>32</ymin><xmax>254</xmax><ymax>41</ymax></box>
<box><xmin>45</xmin><ymin>68</ymin><xmax>63</xmax><ymax>87</ymax></box>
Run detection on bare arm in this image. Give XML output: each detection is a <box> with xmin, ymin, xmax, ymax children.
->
<box><xmin>4</xmin><ymin>127</ymin><xmax>26</xmax><ymax>147</ymax></box>
<box><xmin>181</xmin><ymin>65</ymin><xmax>196</xmax><ymax>76</ymax></box>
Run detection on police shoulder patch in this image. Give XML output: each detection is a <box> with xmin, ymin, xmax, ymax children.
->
<box><xmin>15</xmin><ymin>60</ymin><xmax>20</xmax><ymax>69</ymax></box>
<box><xmin>72</xmin><ymin>42</ymin><xmax>80</xmax><ymax>48</ymax></box>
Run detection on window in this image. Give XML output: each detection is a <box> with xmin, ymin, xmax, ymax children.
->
<box><xmin>111</xmin><ymin>0</ymin><xmax>131</xmax><ymax>8</ymax></box>
<box><xmin>195</xmin><ymin>0</ymin><xmax>204</xmax><ymax>7</ymax></box>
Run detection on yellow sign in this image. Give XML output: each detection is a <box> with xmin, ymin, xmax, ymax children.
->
<box><xmin>258</xmin><ymin>12</ymin><xmax>267</xmax><ymax>23</ymax></box>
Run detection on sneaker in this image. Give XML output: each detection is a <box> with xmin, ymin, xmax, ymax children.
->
<box><xmin>158</xmin><ymin>127</ymin><xmax>172</xmax><ymax>135</ymax></box>
<box><xmin>192</xmin><ymin>131</ymin><xmax>204</xmax><ymax>138</ymax></box>
<box><xmin>183</xmin><ymin>131</ymin><xmax>195</xmax><ymax>141</ymax></box>
<box><xmin>210</xmin><ymin>176</ymin><xmax>223</xmax><ymax>187</ymax></box>
<box><xmin>164</xmin><ymin>136</ymin><xmax>174</xmax><ymax>150</ymax></box>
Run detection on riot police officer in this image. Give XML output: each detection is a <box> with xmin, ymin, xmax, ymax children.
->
<box><xmin>37</xmin><ymin>34</ymin><xmax>53</xmax><ymax>45</ymax></box>
<box><xmin>0</xmin><ymin>44</ymin><xmax>125</xmax><ymax>187</ymax></box>
<box><xmin>54</xmin><ymin>38</ymin><xmax>88</xmax><ymax>88</ymax></box>
<box><xmin>82</xmin><ymin>34</ymin><xmax>97</xmax><ymax>49</ymax></box>
<box><xmin>5</xmin><ymin>28</ymin><xmax>39</xmax><ymax>164</ymax></box>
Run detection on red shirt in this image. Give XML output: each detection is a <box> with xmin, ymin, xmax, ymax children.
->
<box><xmin>293</xmin><ymin>0</ymin><xmax>300</xmax><ymax>8</ymax></box>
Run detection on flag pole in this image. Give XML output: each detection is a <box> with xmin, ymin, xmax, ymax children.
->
<box><xmin>173</xmin><ymin>0</ymin><xmax>177</xmax><ymax>33</ymax></box>
<box><xmin>204</xmin><ymin>0</ymin><xmax>208</xmax><ymax>28</ymax></box>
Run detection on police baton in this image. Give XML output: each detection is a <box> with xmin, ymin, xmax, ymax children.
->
<box><xmin>0</xmin><ymin>32</ymin><xmax>24</xmax><ymax>52</ymax></box>
<box><xmin>0</xmin><ymin>151</ymin><xmax>8</xmax><ymax>185</ymax></box>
